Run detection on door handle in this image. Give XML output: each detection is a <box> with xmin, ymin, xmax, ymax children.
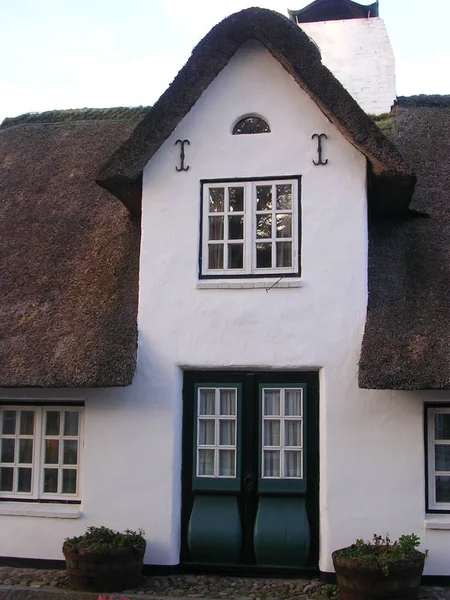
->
<box><xmin>244</xmin><ymin>475</ymin><xmax>255</xmax><ymax>489</ymax></box>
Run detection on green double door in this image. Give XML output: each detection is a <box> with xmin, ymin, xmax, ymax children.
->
<box><xmin>181</xmin><ymin>371</ymin><xmax>319</xmax><ymax>573</ymax></box>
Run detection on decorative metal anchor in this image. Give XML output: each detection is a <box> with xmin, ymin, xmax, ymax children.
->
<box><xmin>175</xmin><ymin>139</ymin><xmax>190</xmax><ymax>171</ymax></box>
<box><xmin>312</xmin><ymin>133</ymin><xmax>328</xmax><ymax>166</ymax></box>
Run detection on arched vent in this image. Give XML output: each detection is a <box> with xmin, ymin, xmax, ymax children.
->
<box><xmin>232</xmin><ymin>116</ymin><xmax>270</xmax><ymax>135</ymax></box>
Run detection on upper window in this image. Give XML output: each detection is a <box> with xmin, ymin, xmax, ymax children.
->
<box><xmin>232</xmin><ymin>116</ymin><xmax>270</xmax><ymax>135</ymax></box>
<box><xmin>0</xmin><ymin>406</ymin><xmax>83</xmax><ymax>501</ymax></box>
<box><xmin>200</xmin><ymin>177</ymin><xmax>301</xmax><ymax>279</ymax></box>
<box><xmin>427</xmin><ymin>406</ymin><xmax>450</xmax><ymax>511</ymax></box>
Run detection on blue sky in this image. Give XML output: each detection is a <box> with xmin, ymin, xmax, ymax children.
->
<box><xmin>0</xmin><ymin>0</ymin><xmax>449</xmax><ymax>123</ymax></box>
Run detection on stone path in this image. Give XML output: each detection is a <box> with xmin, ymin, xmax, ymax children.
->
<box><xmin>0</xmin><ymin>568</ymin><xmax>449</xmax><ymax>600</ymax></box>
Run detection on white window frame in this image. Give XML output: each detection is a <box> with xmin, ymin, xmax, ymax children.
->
<box><xmin>200</xmin><ymin>177</ymin><xmax>300</xmax><ymax>278</ymax></box>
<box><xmin>0</xmin><ymin>406</ymin><xmax>84</xmax><ymax>502</ymax></box>
<box><xmin>427</xmin><ymin>406</ymin><xmax>450</xmax><ymax>511</ymax></box>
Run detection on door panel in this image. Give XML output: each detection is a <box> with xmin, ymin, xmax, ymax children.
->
<box><xmin>181</xmin><ymin>371</ymin><xmax>319</xmax><ymax>572</ymax></box>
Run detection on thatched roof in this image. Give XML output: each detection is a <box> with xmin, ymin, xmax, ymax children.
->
<box><xmin>97</xmin><ymin>7</ymin><xmax>415</xmax><ymax>217</ymax></box>
<box><xmin>288</xmin><ymin>0</ymin><xmax>379</xmax><ymax>23</ymax></box>
<box><xmin>359</xmin><ymin>96</ymin><xmax>450</xmax><ymax>389</ymax></box>
<box><xmin>0</xmin><ymin>107</ymin><xmax>148</xmax><ymax>387</ymax></box>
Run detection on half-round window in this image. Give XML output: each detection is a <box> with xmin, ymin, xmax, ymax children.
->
<box><xmin>232</xmin><ymin>116</ymin><xmax>271</xmax><ymax>135</ymax></box>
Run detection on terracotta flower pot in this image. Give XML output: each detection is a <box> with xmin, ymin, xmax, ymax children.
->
<box><xmin>63</xmin><ymin>541</ymin><xmax>145</xmax><ymax>592</ymax></box>
<box><xmin>332</xmin><ymin>548</ymin><xmax>425</xmax><ymax>600</ymax></box>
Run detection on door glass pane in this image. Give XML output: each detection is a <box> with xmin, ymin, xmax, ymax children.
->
<box><xmin>276</xmin><ymin>242</ymin><xmax>292</xmax><ymax>268</ymax></box>
<box><xmin>285</xmin><ymin>390</ymin><xmax>302</xmax><ymax>416</ymax></box>
<box><xmin>256</xmin><ymin>215</ymin><xmax>272</xmax><ymax>239</ymax></box>
<box><xmin>20</xmin><ymin>411</ymin><xmax>34</xmax><ymax>435</ymax></box>
<box><xmin>264</xmin><ymin>390</ymin><xmax>280</xmax><ymax>416</ymax></box>
<box><xmin>264</xmin><ymin>420</ymin><xmax>280</xmax><ymax>446</ymax></box>
<box><xmin>209</xmin><ymin>188</ymin><xmax>224</xmax><ymax>212</ymax></box>
<box><xmin>199</xmin><ymin>420</ymin><xmax>215</xmax><ymax>445</ymax></box>
<box><xmin>198</xmin><ymin>449</ymin><xmax>215</xmax><ymax>476</ymax></box>
<box><xmin>229</xmin><ymin>187</ymin><xmax>244</xmax><ymax>212</ymax></box>
<box><xmin>64</xmin><ymin>412</ymin><xmax>79</xmax><ymax>436</ymax></box>
<box><xmin>45</xmin><ymin>440</ymin><xmax>59</xmax><ymax>464</ymax></box>
<box><xmin>285</xmin><ymin>421</ymin><xmax>301</xmax><ymax>447</ymax></box>
<box><xmin>276</xmin><ymin>214</ymin><xmax>292</xmax><ymax>238</ymax></box>
<box><xmin>1</xmin><ymin>439</ymin><xmax>15</xmax><ymax>463</ymax></box>
<box><xmin>228</xmin><ymin>244</ymin><xmax>243</xmax><ymax>269</ymax></box>
<box><xmin>436</xmin><ymin>476</ymin><xmax>450</xmax><ymax>503</ymax></box>
<box><xmin>285</xmin><ymin>450</ymin><xmax>302</xmax><ymax>478</ymax></box>
<box><xmin>199</xmin><ymin>390</ymin><xmax>216</xmax><ymax>415</ymax></box>
<box><xmin>276</xmin><ymin>184</ymin><xmax>292</xmax><ymax>209</ymax></box>
<box><xmin>209</xmin><ymin>216</ymin><xmax>224</xmax><ymax>241</ymax></box>
<box><xmin>45</xmin><ymin>411</ymin><xmax>60</xmax><ymax>436</ymax></box>
<box><xmin>263</xmin><ymin>450</ymin><xmax>280</xmax><ymax>477</ymax></box>
<box><xmin>0</xmin><ymin>467</ymin><xmax>13</xmax><ymax>491</ymax></box>
<box><xmin>44</xmin><ymin>468</ymin><xmax>58</xmax><ymax>493</ymax></box>
<box><xmin>219</xmin><ymin>450</ymin><xmax>235</xmax><ymax>477</ymax></box>
<box><xmin>435</xmin><ymin>445</ymin><xmax>450</xmax><ymax>471</ymax></box>
<box><xmin>2</xmin><ymin>411</ymin><xmax>16</xmax><ymax>435</ymax></box>
<box><xmin>219</xmin><ymin>420</ymin><xmax>235</xmax><ymax>446</ymax></box>
<box><xmin>208</xmin><ymin>244</ymin><xmax>224</xmax><ymax>270</ymax></box>
<box><xmin>256</xmin><ymin>243</ymin><xmax>272</xmax><ymax>268</ymax></box>
<box><xmin>62</xmin><ymin>469</ymin><xmax>77</xmax><ymax>494</ymax></box>
<box><xmin>63</xmin><ymin>440</ymin><xmax>78</xmax><ymax>465</ymax></box>
<box><xmin>256</xmin><ymin>186</ymin><xmax>272</xmax><ymax>211</ymax></box>
<box><xmin>435</xmin><ymin>414</ymin><xmax>450</xmax><ymax>439</ymax></box>
<box><xmin>220</xmin><ymin>390</ymin><xmax>236</xmax><ymax>415</ymax></box>
<box><xmin>228</xmin><ymin>216</ymin><xmax>244</xmax><ymax>240</ymax></box>
<box><xmin>17</xmin><ymin>468</ymin><xmax>32</xmax><ymax>492</ymax></box>
<box><xmin>19</xmin><ymin>439</ymin><xmax>33</xmax><ymax>464</ymax></box>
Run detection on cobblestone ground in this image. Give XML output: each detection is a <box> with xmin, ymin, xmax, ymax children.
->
<box><xmin>0</xmin><ymin>568</ymin><xmax>449</xmax><ymax>599</ymax></box>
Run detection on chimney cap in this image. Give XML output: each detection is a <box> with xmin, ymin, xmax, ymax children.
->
<box><xmin>288</xmin><ymin>0</ymin><xmax>379</xmax><ymax>24</ymax></box>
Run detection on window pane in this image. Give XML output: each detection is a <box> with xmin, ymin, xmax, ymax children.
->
<box><xmin>1</xmin><ymin>439</ymin><xmax>15</xmax><ymax>463</ymax></box>
<box><xmin>256</xmin><ymin>186</ymin><xmax>272</xmax><ymax>211</ymax></box>
<box><xmin>0</xmin><ymin>467</ymin><xmax>13</xmax><ymax>491</ymax></box>
<box><xmin>209</xmin><ymin>188</ymin><xmax>224</xmax><ymax>212</ymax></box>
<box><xmin>17</xmin><ymin>468</ymin><xmax>32</xmax><ymax>493</ymax></box>
<box><xmin>199</xmin><ymin>390</ymin><xmax>215</xmax><ymax>415</ymax></box>
<box><xmin>19</xmin><ymin>411</ymin><xmax>34</xmax><ymax>435</ymax></box>
<box><xmin>256</xmin><ymin>214</ymin><xmax>272</xmax><ymax>239</ymax></box>
<box><xmin>63</xmin><ymin>440</ymin><xmax>78</xmax><ymax>465</ymax></box>
<box><xmin>256</xmin><ymin>243</ymin><xmax>272</xmax><ymax>268</ymax></box>
<box><xmin>276</xmin><ymin>184</ymin><xmax>292</xmax><ymax>209</ymax></box>
<box><xmin>285</xmin><ymin>421</ymin><xmax>301</xmax><ymax>447</ymax></box>
<box><xmin>2</xmin><ymin>411</ymin><xmax>16</xmax><ymax>435</ymax></box>
<box><xmin>209</xmin><ymin>216</ymin><xmax>224</xmax><ymax>241</ymax></box>
<box><xmin>436</xmin><ymin>476</ymin><xmax>450</xmax><ymax>503</ymax></box>
<box><xmin>44</xmin><ymin>468</ymin><xmax>58</xmax><ymax>493</ymax></box>
<box><xmin>229</xmin><ymin>187</ymin><xmax>244</xmax><ymax>212</ymax></box>
<box><xmin>276</xmin><ymin>214</ymin><xmax>292</xmax><ymax>238</ymax></box>
<box><xmin>220</xmin><ymin>390</ymin><xmax>236</xmax><ymax>415</ymax></box>
<box><xmin>435</xmin><ymin>414</ymin><xmax>450</xmax><ymax>439</ymax></box>
<box><xmin>285</xmin><ymin>390</ymin><xmax>302</xmax><ymax>416</ymax></box>
<box><xmin>285</xmin><ymin>451</ymin><xmax>302</xmax><ymax>478</ymax></box>
<box><xmin>435</xmin><ymin>445</ymin><xmax>450</xmax><ymax>471</ymax></box>
<box><xmin>219</xmin><ymin>420</ymin><xmax>235</xmax><ymax>446</ymax></box>
<box><xmin>228</xmin><ymin>244</ymin><xmax>243</xmax><ymax>269</ymax></box>
<box><xmin>219</xmin><ymin>450</ymin><xmax>235</xmax><ymax>477</ymax></box>
<box><xmin>228</xmin><ymin>215</ymin><xmax>244</xmax><ymax>240</ymax></box>
<box><xmin>46</xmin><ymin>411</ymin><xmax>60</xmax><ymax>436</ymax></box>
<box><xmin>62</xmin><ymin>469</ymin><xmax>77</xmax><ymax>494</ymax></box>
<box><xmin>19</xmin><ymin>439</ymin><xmax>33</xmax><ymax>464</ymax></box>
<box><xmin>208</xmin><ymin>244</ymin><xmax>223</xmax><ymax>270</ymax></box>
<box><xmin>264</xmin><ymin>420</ymin><xmax>281</xmax><ymax>446</ymax></box>
<box><xmin>264</xmin><ymin>390</ymin><xmax>281</xmax><ymax>415</ymax></box>
<box><xmin>276</xmin><ymin>242</ymin><xmax>292</xmax><ymax>268</ymax></box>
<box><xmin>263</xmin><ymin>450</ymin><xmax>280</xmax><ymax>477</ymax></box>
<box><xmin>64</xmin><ymin>412</ymin><xmax>79</xmax><ymax>436</ymax></box>
<box><xmin>198</xmin><ymin>449</ymin><xmax>215</xmax><ymax>476</ymax></box>
<box><xmin>199</xmin><ymin>420</ymin><xmax>215</xmax><ymax>445</ymax></box>
<box><xmin>45</xmin><ymin>440</ymin><xmax>59</xmax><ymax>464</ymax></box>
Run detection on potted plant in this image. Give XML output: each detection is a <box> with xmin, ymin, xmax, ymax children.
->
<box><xmin>332</xmin><ymin>534</ymin><xmax>427</xmax><ymax>600</ymax></box>
<box><xmin>63</xmin><ymin>526</ymin><xmax>146</xmax><ymax>592</ymax></box>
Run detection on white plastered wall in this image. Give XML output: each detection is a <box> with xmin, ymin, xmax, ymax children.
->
<box><xmin>0</xmin><ymin>40</ymin><xmax>448</xmax><ymax>576</ymax></box>
<box><xmin>300</xmin><ymin>18</ymin><xmax>396</xmax><ymax>115</ymax></box>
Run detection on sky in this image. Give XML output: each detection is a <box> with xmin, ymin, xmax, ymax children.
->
<box><xmin>0</xmin><ymin>0</ymin><xmax>449</xmax><ymax>124</ymax></box>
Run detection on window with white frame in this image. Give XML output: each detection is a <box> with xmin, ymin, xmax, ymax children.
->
<box><xmin>427</xmin><ymin>406</ymin><xmax>450</xmax><ymax>511</ymax></box>
<box><xmin>0</xmin><ymin>406</ymin><xmax>83</xmax><ymax>501</ymax></box>
<box><xmin>200</xmin><ymin>177</ymin><xmax>300</xmax><ymax>278</ymax></box>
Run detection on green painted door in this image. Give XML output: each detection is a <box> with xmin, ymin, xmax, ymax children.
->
<box><xmin>181</xmin><ymin>371</ymin><xmax>319</xmax><ymax>573</ymax></box>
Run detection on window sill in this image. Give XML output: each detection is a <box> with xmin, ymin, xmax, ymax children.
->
<box><xmin>425</xmin><ymin>515</ymin><xmax>450</xmax><ymax>529</ymax></box>
<box><xmin>0</xmin><ymin>502</ymin><xmax>81</xmax><ymax>519</ymax></box>
<box><xmin>197</xmin><ymin>278</ymin><xmax>303</xmax><ymax>290</ymax></box>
